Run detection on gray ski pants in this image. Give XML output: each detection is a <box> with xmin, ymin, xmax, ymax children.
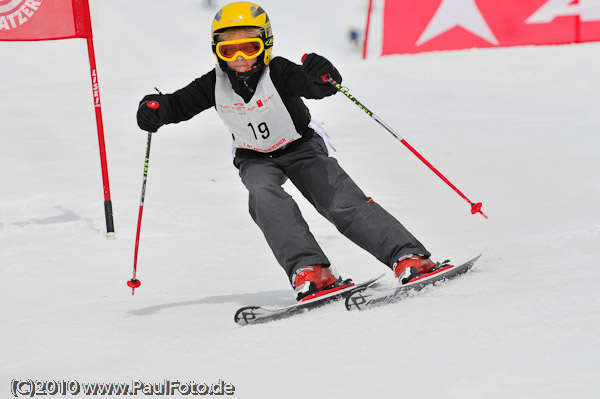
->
<box><xmin>235</xmin><ymin>131</ymin><xmax>430</xmax><ymax>283</ymax></box>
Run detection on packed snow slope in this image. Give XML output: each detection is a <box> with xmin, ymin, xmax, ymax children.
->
<box><xmin>1</xmin><ymin>0</ymin><xmax>599</xmax><ymax>398</ymax></box>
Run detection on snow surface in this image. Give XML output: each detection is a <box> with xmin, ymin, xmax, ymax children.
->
<box><xmin>1</xmin><ymin>0</ymin><xmax>599</xmax><ymax>398</ymax></box>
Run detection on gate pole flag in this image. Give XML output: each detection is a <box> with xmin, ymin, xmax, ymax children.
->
<box><xmin>0</xmin><ymin>0</ymin><xmax>115</xmax><ymax>239</ymax></box>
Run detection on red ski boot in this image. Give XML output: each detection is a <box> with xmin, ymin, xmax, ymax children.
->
<box><xmin>293</xmin><ymin>265</ymin><xmax>340</xmax><ymax>301</ymax></box>
<box><xmin>393</xmin><ymin>255</ymin><xmax>437</xmax><ymax>284</ymax></box>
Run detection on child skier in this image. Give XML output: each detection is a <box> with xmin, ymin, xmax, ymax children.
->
<box><xmin>136</xmin><ymin>1</ymin><xmax>437</xmax><ymax>301</ymax></box>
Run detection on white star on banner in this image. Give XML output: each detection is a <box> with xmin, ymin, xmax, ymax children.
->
<box><xmin>416</xmin><ymin>0</ymin><xmax>499</xmax><ymax>46</ymax></box>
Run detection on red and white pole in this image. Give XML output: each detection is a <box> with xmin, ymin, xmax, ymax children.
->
<box><xmin>85</xmin><ymin>34</ymin><xmax>115</xmax><ymax>239</ymax></box>
<box><xmin>81</xmin><ymin>0</ymin><xmax>115</xmax><ymax>239</ymax></box>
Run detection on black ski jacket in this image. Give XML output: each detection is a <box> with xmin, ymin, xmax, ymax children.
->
<box><xmin>160</xmin><ymin>56</ymin><xmax>342</xmax><ymax>139</ymax></box>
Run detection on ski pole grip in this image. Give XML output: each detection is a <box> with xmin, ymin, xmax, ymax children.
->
<box><xmin>301</xmin><ymin>53</ymin><xmax>332</xmax><ymax>83</ymax></box>
<box><xmin>146</xmin><ymin>101</ymin><xmax>160</xmax><ymax>113</ymax></box>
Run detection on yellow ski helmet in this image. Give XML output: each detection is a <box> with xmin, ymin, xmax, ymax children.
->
<box><xmin>211</xmin><ymin>2</ymin><xmax>273</xmax><ymax>69</ymax></box>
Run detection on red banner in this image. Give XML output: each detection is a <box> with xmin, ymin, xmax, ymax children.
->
<box><xmin>0</xmin><ymin>0</ymin><xmax>91</xmax><ymax>41</ymax></box>
<box><xmin>382</xmin><ymin>0</ymin><xmax>600</xmax><ymax>55</ymax></box>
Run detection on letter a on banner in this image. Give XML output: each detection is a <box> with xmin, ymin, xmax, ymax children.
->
<box><xmin>0</xmin><ymin>0</ymin><xmax>115</xmax><ymax>239</ymax></box>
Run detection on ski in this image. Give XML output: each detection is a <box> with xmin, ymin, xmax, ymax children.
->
<box><xmin>345</xmin><ymin>254</ymin><xmax>482</xmax><ymax>311</ymax></box>
<box><xmin>234</xmin><ymin>273</ymin><xmax>385</xmax><ymax>325</ymax></box>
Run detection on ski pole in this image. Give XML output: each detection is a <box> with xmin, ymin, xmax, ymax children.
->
<box><xmin>127</xmin><ymin>100</ymin><xmax>160</xmax><ymax>295</ymax></box>
<box><xmin>302</xmin><ymin>55</ymin><xmax>487</xmax><ymax>219</ymax></box>
<box><xmin>332</xmin><ymin>78</ymin><xmax>487</xmax><ymax>218</ymax></box>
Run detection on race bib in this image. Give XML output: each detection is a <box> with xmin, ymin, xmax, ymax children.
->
<box><xmin>215</xmin><ymin>66</ymin><xmax>301</xmax><ymax>153</ymax></box>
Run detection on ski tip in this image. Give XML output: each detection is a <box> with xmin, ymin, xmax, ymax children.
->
<box><xmin>234</xmin><ymin>306</ymin><xmax>261</xmax><ymax>326</ymax></box>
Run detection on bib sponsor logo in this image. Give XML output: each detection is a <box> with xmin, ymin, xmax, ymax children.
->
<box><xmin>0</xmin><ymin>0</ymin><xmax>42</xmax><ymax>31</ymax></box>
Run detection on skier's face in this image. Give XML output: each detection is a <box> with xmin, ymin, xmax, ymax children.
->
<box><xmin>224</xmin><ymin>31</ymin><xmax>259</xmax><ymax>73</ymax></box>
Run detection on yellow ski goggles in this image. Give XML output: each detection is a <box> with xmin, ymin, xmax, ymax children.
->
<box><xmin>215</xmin><ymin>38</ymin><xmax>264</xmax><ymax>62</ymax></box>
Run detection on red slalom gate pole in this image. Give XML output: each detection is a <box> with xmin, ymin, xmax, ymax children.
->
<box><xmin>362</xmin><ymin>0</ymin><xmax>374</xmax><ymax>59</ymax></box>
<box><xmin>86</xmin><ymin>31</ymin><xmax>115</xmax><ymax>238</ymax></box>
<box><xmin>300</xmin><ymin>56</ymin><xmax>487</xmax><ymax>218</ymax></box>
<box><xmin>128</xmin><ymin>100</ymin><xmax>160</xmax><ymax>295</ymax></box>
